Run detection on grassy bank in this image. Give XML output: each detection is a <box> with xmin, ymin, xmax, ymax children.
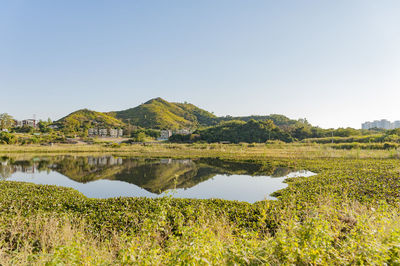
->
<box><xmin>1</xmin><ymin>142</ymin><xmax>400</xmax><ymax>159</ymax></box>
<box><xmin>1</xmin><ymin>145</ymin><xmax>400</xmax><ymax>264</ymax></box>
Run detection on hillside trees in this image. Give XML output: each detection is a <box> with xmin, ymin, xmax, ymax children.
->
<box><xmin>38</xmin><ymin>119</ymin><xmax>53</xmax><ymax>133</ymax></box>
<box><xmin>114</xmin><ymin>98</ymin><xmax>216</xmax><ymax>129</ymax></box>
<box><xmin>130</xmin><ymin>128</ymin><xmax>161</xmax><ymax>142</ymax></box>
<box><xmin>195</xmin><ymin>119</ymin><xmax>293</xmax><ymax>143</ymax></box>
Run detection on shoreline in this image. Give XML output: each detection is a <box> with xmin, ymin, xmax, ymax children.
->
<box><xmin>0</xmin><ymin>143</ymin><xmax>398</xmax><ymax>160</ymax></box>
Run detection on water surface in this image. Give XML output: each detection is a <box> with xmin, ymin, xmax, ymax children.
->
<box><xmin>0</xmin><ymin>156</ymin><xmax>315</xmax><ymax>203</ymax></box>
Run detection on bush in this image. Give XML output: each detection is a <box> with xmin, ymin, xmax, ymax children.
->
<box><xmin>0</xmin><ymin>132</ymin><xmax>17</xmax><ymax>144</ymax></box>
<box><xmin>131</xmin><ymin>129</ymin><xmax>160</xmax><ymax>141</ymax></box>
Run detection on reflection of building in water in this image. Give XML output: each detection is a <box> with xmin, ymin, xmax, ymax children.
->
<box><xmin>13</xmin><ymin>165</ymin><xmax>36</xmax><ymax>173</ymax></box>
<box><xmin>87</xmin><ymin>156</ymin><xmax>123</xmax><ymax>166</ymax></box>
<box><xmin>160</xmin><ymin>159</ymin><xmax>191</xmax><ymax>165</ymax></box>
<box><xmin>178</xmin><ymin>159</ymin><xmax>191</xmax><ymax>165</ymax></box>
<box><xmin>99</xmin><ymin>157</ymin><xmax>108</xmax><ymax>165</ymax></box>
<box><xmin>0</xmin><ymin>161</ymin><xmax>38</xmax><ymax>176</ymax></box>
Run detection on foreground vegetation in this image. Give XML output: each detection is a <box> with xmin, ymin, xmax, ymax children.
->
<box><xmin>1</xmin><ymin>145</ymin><xmax>400</xmax><ymax>264</ymax></box>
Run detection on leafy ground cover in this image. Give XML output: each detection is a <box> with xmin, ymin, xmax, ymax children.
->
<box><xmin>1</xmin><ymin>146</ymin><xmax>400</xmax><ymax>264</ymax></box>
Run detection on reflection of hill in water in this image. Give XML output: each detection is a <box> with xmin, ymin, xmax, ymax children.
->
<box><xmin>1</xmin><ymin>156</ymin><xmax>295</xmax><ymax>194</ymax></box>
<box><xmin>50</xmin><ymin>157</ymin><xmax>229</xmax><ymax>194</ymax></box>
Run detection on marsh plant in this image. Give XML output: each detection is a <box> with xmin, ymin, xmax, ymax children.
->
<box><xmin>1</xmin><ymin>146</ymin><xmax>400</xmax><ymax>264</ymax></box>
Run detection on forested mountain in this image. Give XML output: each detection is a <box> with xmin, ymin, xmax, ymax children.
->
<box><xmin>56</xmin><ymin>98</ymin><xmax>306</xmax><ymax>134</ymax></box>
<box><xmin>109</xmin><ymin>98</ymin><xmax>304</xmax><ymax>130</ymax></box>
<box><xmin>110</xmin><ymin>97</ymin><xmax>216</xmax><ymax>130</ymax></box>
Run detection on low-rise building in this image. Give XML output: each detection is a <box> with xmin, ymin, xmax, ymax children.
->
<box><xmin>15</xmin><ymin>119</ymin><xmax>37</xmax><ymax>128</ymax></box>
<box><xmin>174</xmin><ymin>129</ymin><xmax>192</xmax><ymax>135</ymax></box>
<box><xmin>88</xmin><ymin>128</ymin><xmax>98</xmax><ymax>136</ymax></box>
<box><xmin>158</xmin><ymin>130</ymin><xmax>173</xmax><ymax>140</ymax></box>
<box><xmin>88</xmin><ymin>128</ymin><xmax>124</xmax><ymax>137</ymax></box>
<box><xmin>109</xmin><ymin>128</ymin><xmax>124</xmax><ymax>138</ymax></box>
<box><xmin>98</xmin><ymin>129</ymin><xmax>108</xmax><ymax>137</ymax></box>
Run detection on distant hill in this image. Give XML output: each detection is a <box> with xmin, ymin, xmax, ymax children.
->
<box><xmin>57</xmin><ymin>98</ymin><xmax>305</xmax><ymax>132</ymax></box>
<box><xmin>56</xmin><ymin>109</ymin><xmax>125</xmax><ymax>131</ymax></box>
<box><xmin>111</xmin><ymin>97</ymin><xmax>216</xmax><ymax>130</ymax></box>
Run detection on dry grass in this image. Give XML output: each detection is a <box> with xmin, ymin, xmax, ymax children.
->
<box><xmin>0</xmin><ymin>143</ymin><xmax>398</xmax><ymax>160</ymax></box>
<box><xmin>1</xmin><ymin>198</ymin><xmax>400</xmax><ymax>265</ymax></box>
<box><xmin>0</xmin><ymin>214</ymin><xmax>116</xmax><ymax>265</ymax></box>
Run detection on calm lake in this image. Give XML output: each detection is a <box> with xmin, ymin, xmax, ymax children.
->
<box><xmin>0</xmin><ymin>156</ymin><xmax>315</xmax><ymax>203</ymax></box>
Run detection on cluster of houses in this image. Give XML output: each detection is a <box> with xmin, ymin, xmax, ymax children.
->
<box><xmin>1</xmin><ymin>119</ymin><xmax>38</xmax><ymax>132</ymax></box>
<box><xmin>87</xmin><ymin>128</ymin><xmax>190</xmax><ymax>140</ymax></box>
<box><xmin>158</xmin><ymin>129</ymin><xmax>192</xmax><ymax>140</ymax></box>
<box><xmin>88</xmin><ymin>128</ymin><xmax>124</xmax><ymax>138</ymax></box>
<box><xmin>4</xmin><ymin>116</ymin><xmax>192</xmax><ymax>142</ymax></box>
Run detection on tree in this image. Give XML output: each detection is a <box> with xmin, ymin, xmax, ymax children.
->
<box><xmin>0</xmin><ymin>113</ymin><xmax>14</xmax><ymax>130</ymax></box>
<box><xmin>132</xmin><ymin>132</ymin><xmax>146</xmax><ymax>142</ymax></box>
<box><xmin>38</xmin><ymin>120</ymin><xmax>53</xmax><ymax>133</ymax></box>
<box><xmin>63</xmin><ymin>117</ymin><xmax>80</xmax><ymax>134</ymax></box>
<box><xmin>0</xmin><ymin>132</ymin><xmax>17</xmax><ymax>144</ymax></box>
<box><xmin>192</xmin><ymin>119</ymin><xmax>294</xmax><ymax>143</ymax></box>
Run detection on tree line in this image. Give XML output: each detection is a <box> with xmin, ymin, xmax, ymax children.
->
<box><xmin>170</xmin><ymin>119</ymin><xmax>391</xmax><ymax>144</ymax></box>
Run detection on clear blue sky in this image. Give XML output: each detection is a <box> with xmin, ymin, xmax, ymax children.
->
<box><xmin>1</xmin><ymin>0</ymin><xmax>400</xmax><ymax>128</ymax></box>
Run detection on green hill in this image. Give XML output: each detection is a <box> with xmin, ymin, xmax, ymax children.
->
<box><xmin>57</xmin><ymin>109</ymin><xmax>125</xmax><ymax>132</ymax></box>
<box><xmin>56</xmin><ymin>98</ymin><xmax>305</xmax><ymax>133</ymax></box>
<box><xmin>112</xmin><ymin>97</ymin><xmax>216</xmax><ymax>130</ymax></box>
<box><xmin>176</xmin><ymin>102</ymin><xmax>217</xmax><ymax>126</ymax></box>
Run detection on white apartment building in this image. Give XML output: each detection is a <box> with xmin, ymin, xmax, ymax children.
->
<box><xmin>88</xmin><ymin>128</ymin><xmax>124</xmax><ymax>137</ymax></box>
<box><xmin>362</xmin><ymin>119</ymin><xmax>400</xmax><ymax>130</ymax></box>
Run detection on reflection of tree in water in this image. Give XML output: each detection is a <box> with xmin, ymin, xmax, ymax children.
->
<box><xmin>271</xmin><ymin>167</ymin><xmax>292</xmax><ymax>177</ymax></box>
<box><xmin>0</xmin><ymin>162</ymin><xmax>12</xmax><ymax>179</ymax></box>
<box><xmin>196</xmin><ymin>158</ymin><xmax>277</xmax><ymax>176</ymax></box>
<box><xmin>0</xmin><ymin>156</ymin><xmax>10</xmax><ymax>163</ymax></box>
<box><xmin>2</xmin><ymin>156</ymin><xmax>299</xmax><ymax>194</ymax></box>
